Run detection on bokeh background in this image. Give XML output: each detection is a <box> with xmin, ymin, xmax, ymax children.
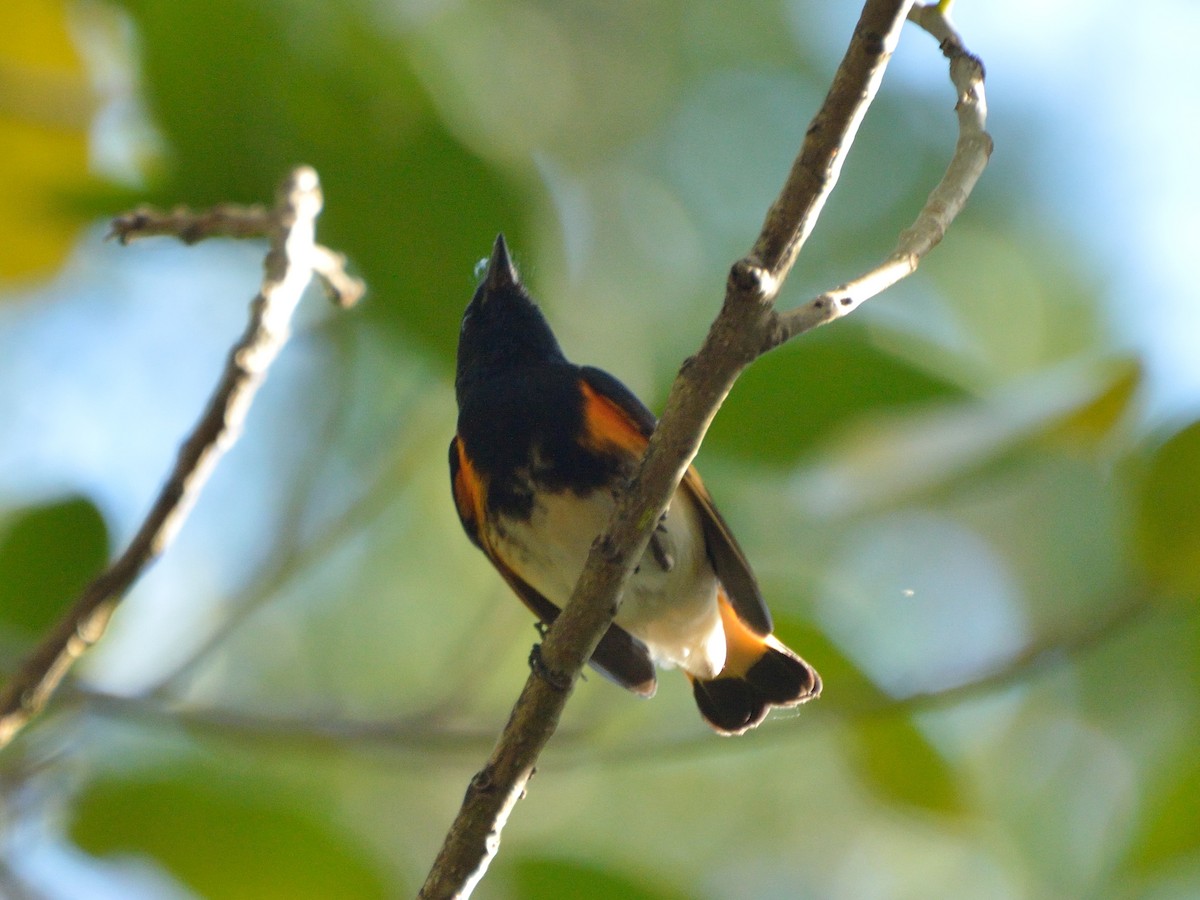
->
<box><xmin>2</xmin><ymin>1</ymin><xmax>1199</xmax><ymax>897</ymax></box>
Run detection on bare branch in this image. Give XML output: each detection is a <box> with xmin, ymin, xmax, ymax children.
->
<box><xmin>109</xmin><ymin>203</ymin><xmax>274</xmax><ymax>244</ymax></box>
<box><xmin>417</xmin><ymin>0</ymin><xmax>991</xmax><ymax>895</ymax></box>
<box><xmin>0</xmin><ymin>166</ymin><xmax>359</xmax><ymax>748</ymax></box>
<box><xmin>108</xmin><ymin>198</ymin><xmax>364</xmax><ymax>307</ymax></box>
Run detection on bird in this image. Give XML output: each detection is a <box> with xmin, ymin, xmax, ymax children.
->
<box><xmin>449</xmin><ymin>235</ymin><xmax>820</xmax><ymax>734</ymax></box>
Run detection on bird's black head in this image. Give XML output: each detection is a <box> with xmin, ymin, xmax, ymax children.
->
<box><xmin>455</xmin><ymin>235</ymin><xmax>566</xmax><ymax>400</ymax></box>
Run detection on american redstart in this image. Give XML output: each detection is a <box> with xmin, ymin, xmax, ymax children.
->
<box><xmin>450</xmin><ymin>235</ymin><xmax>821</xmax><ymax>734</ymax></box>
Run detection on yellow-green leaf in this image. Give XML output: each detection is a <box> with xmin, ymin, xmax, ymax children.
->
<box><xmin>0</xmin><ymin>0</ymin><xmax>96</xmax><ymax>281</ymax></box>
<box><xmin>1135</xmin><ymin>421</ymin><xmax>1200</xmax><ymax>596</ymax></box>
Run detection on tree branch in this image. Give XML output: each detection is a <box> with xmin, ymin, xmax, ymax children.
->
<box><xmin>0</xmin><ymin>165</ymin><xmax>363</xmax><ymax>749</ymax></box>
<box><xmin>421</xmin><ymin>1</ymin><xmax>993</xmax><ymax>896</ymax></box>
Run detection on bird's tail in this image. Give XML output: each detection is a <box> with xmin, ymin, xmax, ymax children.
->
<box><xmin>689</xmin><ymin>595</ymin><xmax>821</xmax><ymax>735</ymax></box>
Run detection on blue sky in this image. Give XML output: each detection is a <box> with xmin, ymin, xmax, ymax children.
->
<box><xmin>949</xmin><ymin>1</ymin><xmax>1200</xmax><ymax>424</ymax></box>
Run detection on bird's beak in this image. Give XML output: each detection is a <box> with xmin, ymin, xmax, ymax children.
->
<box><xmin>483</xmin><ymin>233</ymin><xmax>519</xmax><ymax>293</ymax></box>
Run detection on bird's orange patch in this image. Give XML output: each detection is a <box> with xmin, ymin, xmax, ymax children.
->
<box><xmin>717</xmin><ymin>591</ymin><xmax>770</xmax><ymax>677</ymax></box>
<box><xmin>579</xmin><ymin>380</ymin><xmax>650</xmax><ymax>457</ymax></box>
<box><xmin>453</xmin><ymin>438</ymin><xmax>486</xmax><ymax>530</ymax></box>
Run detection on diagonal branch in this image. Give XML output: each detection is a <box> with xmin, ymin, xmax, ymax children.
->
<box><xmin>0</xmin><ymin>165</ymin><xmax>363</xmax><ymax>749</ymax></box>
<box><xmin>420</xmin><ymin>0</ymin><xmax>995</xmax><ymax>896</ymax></box>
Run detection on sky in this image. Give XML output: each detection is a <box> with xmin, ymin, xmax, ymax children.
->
<box><xmin>949</xmin><ymin>0</ymin><xmax>1200</xmax><ymax>425</ymax></box>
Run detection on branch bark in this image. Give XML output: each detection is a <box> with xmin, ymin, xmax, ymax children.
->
<box><xmin>420</xmin><ymin>2</ymin><xmax>990</xmax><ymax>897</ymax></box>
<box><xmin>0</xmin><ymin>165</ymin><xmax>363</xmax><ymax>749</ymax></box>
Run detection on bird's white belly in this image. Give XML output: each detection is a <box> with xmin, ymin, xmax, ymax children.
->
<box><xmin>490</xmin><ymin>487</ymin><xmax>726</xmax><ymax>678</ymax></box>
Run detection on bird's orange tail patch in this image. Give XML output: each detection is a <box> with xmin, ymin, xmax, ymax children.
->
<box><xmin>689</xmin><ymin>593</ymin><xmax>821</xmax><ymax>735</ymax></box>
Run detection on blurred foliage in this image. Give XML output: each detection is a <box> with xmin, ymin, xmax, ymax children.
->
<box><xmin>0</xmin><ymin>495</ymin><xmax>108</xmax><ymax>636</ymax></box>
<box><xmin>115</xmin><ymin>0</ymin><xmax>528</xmax><ymax>367</ymax></box>
<box><xmin>0</xmin><ymin>1</ymin><xmax>1197</xmax><ymax>899</ymax></box>
<box><xmin>707</xmin><ymin>324</ymin><xmax>964</xmax><ymax>467</ymax></box>
<box><xmin>1135</xmin><ymin>421</ymin><xmax>1200</xmax><ymax>596</ymax></box>
<box><xmin>851</xmin><ymin>712</ymin><xmax>964</xmax><ymax>815</ymax></box>
<box><xmin>505</xmin><ymin>858</ymin><xmax>689</xmax><ymax>900</ymax></box>
<box><xmin>0</xmin><ymin>0</ymin><xmax>99</xmax><ymax>281</ymax></box>
<box><xmin>72</xmin><ymin>762</ymin><xmax>393</xmax><ymax>898</ymax></box>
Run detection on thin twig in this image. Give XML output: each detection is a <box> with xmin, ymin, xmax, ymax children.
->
<box><xmin>143</xmin><ymin>365</ymin><xmax>444</xmax><ymax>699</ymax></box>
<box><xmin>69</xmin><ymin>588</ymin><xmax>1161</xmax><ymax>768</ymax></box>
<box><xmin>417</xmin><ymin>0</ymin><xmax>990</xmax><ymax>895</ymax></box>
<box><xmin>109</xmin><ymin>203</ymin><xmax>274</xmax><ymax>244</ymax></box>
<box><xmin>109</xmin><ymin>202</ymin><xmax>364</xmax><ymax>307</ymax></box>
<box><xmin>749</xmin><ymin>0</ymin><xmax>915</xmax><ymax>289</ymax></box>
<box><xmin>0</xmin><ymin>166</ymin><xmax>362</xmax><ymax>749</ymax></box>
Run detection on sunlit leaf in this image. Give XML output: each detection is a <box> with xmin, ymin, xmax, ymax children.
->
<box><xmin>0</xmin><ymin>495</ymin><xmax>108</xmax><ymax>635</ymax></box>
<box><xmin>0</xmin><ymin>0</ymin><xmax>96</xmax><ymax>281</ymax></box>
<box><xmin>1044</xmin><ymin>357</ymin><xmax>1140</xmax><ymax>447</ymax></box>
<box><xmin>71</xmin><ymin>764</ymin><xmax>391</xmax><ymax>899</ymax></box>
<box><xmin>1134</xmin><ymin>420</ymin><xmax>1200</xmax><ymax>596</ymax></box>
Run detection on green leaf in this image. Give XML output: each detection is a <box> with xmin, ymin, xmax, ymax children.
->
<box><xmin>0</xmin><ymin>495</ymin><xmax>108</xmax><ymax>635</ymax></box>
<box><xmin>920</xmin><ymin>223</ymin><xmax>1106</xmax><ymax>378</ymax></box>
<box><xmin>71</xmin><ymin>764</ymin><xmax>391</xmax><ymax>899</ymax></box>
<box><xmin>773</xmin><ymin>616</ymin><xmax>964</xmax><ymax>815</ymax></box>
<box><xmin>508</xmin><ymin>857</ymin><xmax>689</xmax><ymax>900</ymax></box>
<box><xmin>706</xmin><ymin>325</ymin><xmax>963</xmax><ymax>467</ymax></box>
<box><xmin>1044</xmin><ymin>358</ymin><xmax>1140</xmax><ymax>446</ymax></box>
<box><xmin>850</xmin><ymin>714</ymin><xmax>963</xmax><ymax>815</ymax></box>
<box><xmin>1135</xmin><ymin>421</ymin><xmax>1200</xmax><ymax>596</ymax></box>
<box><xmin>1126</xmin><ymin>749</ymin><xmax>1200</xmax><ymax>873</ymax></box>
